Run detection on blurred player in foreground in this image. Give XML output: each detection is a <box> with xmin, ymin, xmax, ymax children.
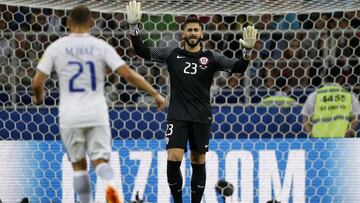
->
<box><xmin>126</xmin><ymin>1</ymin><xmax>257</xmax><ymax>202</ymax></box>
<box><xmin>32</xmin><ymin>5</ymin><xmax>166</xmax><ymax>203</ymax></box>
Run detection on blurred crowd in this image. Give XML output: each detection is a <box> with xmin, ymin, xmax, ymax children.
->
<box><xmin>0</xmin><ymin>4</ymin><xmax>359</xmax><ymax>105</ymax></box>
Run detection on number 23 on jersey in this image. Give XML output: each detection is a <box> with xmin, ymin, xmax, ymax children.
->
<box><xmin>183</xmin><ymin>62</ymin><xmax>197</xmax><ymax>75</ymax></box>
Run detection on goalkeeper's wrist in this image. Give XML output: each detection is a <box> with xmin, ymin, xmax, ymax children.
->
<box><xmin>129</xmin><ymin>24</ymin><xmax>139</xmax><ymax>36</ymax></box>
<box><xmin>242</xmin><ymin>47</ymin><xmax>252</xmax><ymax>59</ymax></box>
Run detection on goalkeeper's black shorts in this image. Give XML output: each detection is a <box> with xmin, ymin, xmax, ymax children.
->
<box><xmin>165</xmin><ymin>119</ymin><xmax>211</xmax><ymax>153</ymax></box>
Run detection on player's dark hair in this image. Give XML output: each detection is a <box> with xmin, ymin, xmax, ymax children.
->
<box><xmin>182</xmin><ymin>15</ymin><xmax>203</xmax><ymax>30</ymax></box>
<box><xmin>69</xmin><ymin>5</ymin><xmax>91</xmax><ymax>25</ymax></box>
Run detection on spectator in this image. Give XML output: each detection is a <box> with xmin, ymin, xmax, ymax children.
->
<box><xmin>302</xmin><ymin>68</ymin><xmax>360</xmax><ymax>138</ymax></box>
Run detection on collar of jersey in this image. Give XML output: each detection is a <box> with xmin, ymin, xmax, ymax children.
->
<box><xmin>69</xmin><ymin>33</ymin><xmax>91</xmax><ymax>37</ymax></box>
<box><xmin>180</xmin><ymin>47</ymin><xmax>203</xmax><ymax>56</ymax></box>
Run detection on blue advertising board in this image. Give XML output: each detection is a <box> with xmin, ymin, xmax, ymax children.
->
<box><xmin>0</xmin><ymin>139</ymin><xmax>359</xmax><ymax>202</ymax></box>
<box><xmin>0</xmin><ymin>107</ymin><xmax>359</xmax><ymax>202</ymax></box>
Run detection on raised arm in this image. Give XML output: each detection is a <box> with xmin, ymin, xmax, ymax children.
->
<box><xmin>126</xmin><ymin>0</ymin><xmax>150</xmax><ymax>60</ymax></box>
<box><xmin>130</xmin><ymin>32</ymin><xmax>151</xmax><ymax>60</ymax></box>
<box><xmin>239</xmin><ymin>25</ymin><xmax>258</xmax><ymax>61</ymax></box>
<box><xmin>126</xmin><ymin>0</ymin><xmax>174</xmax><ymax>62</ymax></box>
<box><xmin>212</xmin><ymin>26</ymin><xmax>258</xmax><ymax>73</ymax></box>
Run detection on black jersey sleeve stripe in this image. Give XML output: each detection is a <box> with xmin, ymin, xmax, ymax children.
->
<box><xmin>130</xmin><ymin>34</ymin><xmax>151</xmax><ymax>60</ymax></box>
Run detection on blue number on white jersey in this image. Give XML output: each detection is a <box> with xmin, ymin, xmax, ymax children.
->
<box><xmin>68</xmin><ymin>61</ymin><xmax>96</xmax><ymax>92</ymax></box>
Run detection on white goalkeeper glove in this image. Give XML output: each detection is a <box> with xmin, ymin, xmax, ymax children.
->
<box><xmin>239</xmin><ymin>25</ymin><xmax>258</xmax><ymax>49</ymax></box>
<box><xmin>126</xmin><ymin>0</ymin><xmax>143</xmax><ymax>25</ymax></box>
<box><xmin>239</xmin><ymin>25</ymin><xmax>257</xmax><ymax>59</ymax></box>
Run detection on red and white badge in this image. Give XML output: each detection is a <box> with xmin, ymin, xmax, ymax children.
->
<box><xmin>199</xmin><ymin>57</ymin><xmax>209</xmax><ymax>65</ymax></box>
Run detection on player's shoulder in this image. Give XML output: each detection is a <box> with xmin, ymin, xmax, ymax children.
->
<box><xmin>206</xmin><ymin>49</ymin><xmax>222</xmax><ymax>57</ymax></box>
<box><xmin>204</xmin><ymin>49</ymin><xmax>225</xmax><ymax>62</ymax></box>
<box><xmin>164</xmin><ymin>46</ymin><xmax>178</xmax><ymax>54</ymax></box>
<box><xmin>207</xmin><ymin>49</ymin><xmax>220</xmax><ymax>54</ymax></box>
<box><xmin>305</xmin><ymin>91</ymin><xmax>316</xmax><ymax>103</ymax></box>
<box><xmin>43</xmin><ymin>36</ymin><xmax>65</xmax><ymax>53</ymax></box>
<box><xmin>90</xmin><ymin>36</ymin><xmax>115</xmax><ymax>50</ymax></box>
<box><xmin>60</xmin><ymin>35</ymin><xmax>107</xmax><ymax>45</ymax></box>
<box><xmin>49</xmin><ymin>35</ymin><xmax>76</xmax><ymax>48</ymax></box>
<box><xmin>155</xmin><ymin>46</ymin><xmax>179</xmax><ymax>59</ymax></box>
<box><xmin>91</xmin><ymin>36</ymin><xmax>108</xmax><ymax>44</ymax></box>
<box><xmin>308</xmin><ymin>91</ymin><xmax>316</xmax><ymax>97</ymax></box>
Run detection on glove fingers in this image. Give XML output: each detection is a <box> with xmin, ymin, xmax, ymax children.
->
<box><xmin>130</xmin><ymin>0</ymin><xmax>135</xmax><ymax>11</ymax></box>
<box><xmin>251</xmin><ymin>27</ymin><xmax>256</xmax><ymax>38</ymax></box>
<box><xmin>137</xmin><ymin>2</ymin><xmax>141</xmax><ymax>13</ymax></box>
<box><xmin>243</xmin><ymin>28</ymin><xmax>248</xmax><ymax>39</ymax></box>
<box><xmin>249</xmin><ymin>26</ymin><xmax>254</xmax><ymax>38</ymax></box>
<box><xmin>248</xmin><ymin>26</ymin><xmax>253</xmax><ymax>38</ymax></box>
<box><xmin>128</xmin><ymin>1</ymin><xmax>132</xmax><ymax>10</ymax></box>
<box><xmin>137</xmin><ymin>11</ymin><xmax>143</xmax><ymax>21</ymax></box>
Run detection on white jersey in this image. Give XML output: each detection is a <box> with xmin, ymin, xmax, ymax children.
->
<box><xmin>37</xmin><ymin>33</ymin><xmax>125</xmax><ymax>128</ymax></box>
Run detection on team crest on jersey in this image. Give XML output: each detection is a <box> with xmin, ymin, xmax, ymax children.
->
<box><xmin>199</xmin><ymin>57</ymin><xmax>209</xmax><ymax>70</ymax></box>
<box><xmin>199</xmin><ymin>57</ymin><xmax>209</xmax><ymax>65</ymax></box>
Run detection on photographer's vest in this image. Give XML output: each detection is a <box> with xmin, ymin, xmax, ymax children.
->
<box><xmin>311</xmin><ymin>85</ymin><xmax>352</xmax><ymax>138</ymax></box>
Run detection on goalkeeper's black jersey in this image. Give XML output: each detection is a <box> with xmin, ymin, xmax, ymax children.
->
<box><xmin>130</xmin><ymin>34</ymin><xmax>250</xmax><ymax>123</ymax></box>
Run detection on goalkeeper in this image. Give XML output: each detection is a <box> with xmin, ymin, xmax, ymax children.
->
<box><xmin>125</xmin><ymin>1</ymin><xmax>257</xmax><ymax>202</ymax></box>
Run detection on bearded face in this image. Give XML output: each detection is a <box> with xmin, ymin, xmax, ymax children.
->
<box><xmin>183</xmin><ymin>23</ymin><xmax>203</xmax><ymax>48</ymax></box>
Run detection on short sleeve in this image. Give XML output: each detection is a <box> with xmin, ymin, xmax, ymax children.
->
<box><xmin>150</xmin><ymin>47</ymin><xmax>176</xmax><ymax>62</ymax></box>
<box><xmin>211</xmin><ymin>50</ymin><xmax>237</xmax><ymax>72</ymax></box>
<box><xmin>36</xmin><ymin>45</ymin><xmax>55</xmax><ymax>75</ymax></box>
<box><xmin>301</xmin><ymin>92</ymin><xmax>316</xmax><ymax>116</ymax></box>
<box><xmin>351</xmin><ymin>94</ymin><xmax>360</xmax><ymax>116</ymax></box>
<box><xmin>104</xmin><ymin>42</ymin><xmax>126</xmax><ymax>71</ymax></box>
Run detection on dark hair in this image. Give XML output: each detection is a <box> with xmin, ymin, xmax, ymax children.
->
<box><xmin>181</xmin><ymin>15</ymin><xmax>203</xmax><ymax>30</ymax></box>
<box><xmin>69</xmin><ymin>5</ymin><xmax>91</xmax><ymax>25</ymax></box>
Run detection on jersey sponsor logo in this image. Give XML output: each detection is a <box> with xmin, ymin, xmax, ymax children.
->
<box><xmin>177</xmin><ymin>55</ymin><xmax>186</xmax><ymax>59</ymax></box>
